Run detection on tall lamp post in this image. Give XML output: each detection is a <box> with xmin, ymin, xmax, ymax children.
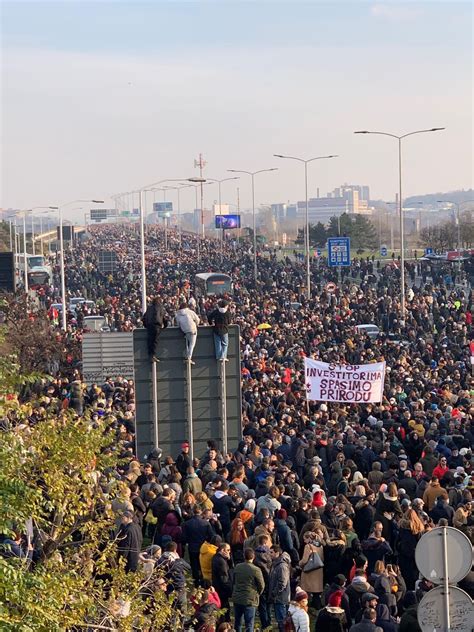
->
<box><xmin>54</xmin><ymin>199</ymin><xmax>104</xmax><ymax>330</ymax></box>
<box><xmin>274</xmin><ymin>154</ymin><xmax>337</xmax><ymax>299</ymax></box>
<box><xmin>227</xmin><ymin>168</ymin><xmax>278</xmax><ymax>280</ymax></box>
<box><xmin>354</xmin><ymin>127</ymin><xmax>445</xmax><ymax>322</ymax></box>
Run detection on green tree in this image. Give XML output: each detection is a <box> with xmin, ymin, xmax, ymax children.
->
<box><xmin>327</xmin><ymin>213</ymin><xmax>378</xmax><ymax>250</ymax></box>
<box><xmin>308</xmin><ymin>222</ymin><xmax>328</xmax><ymax>247</ymax></box>
<box><xmin>0</xmin><ymin>328</ymin><xmax>180</xmax><ymax>631</ymax></box>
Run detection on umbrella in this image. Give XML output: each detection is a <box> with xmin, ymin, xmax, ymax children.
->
<box><xmin>257</xmin><ymin>323</ymin><xmax>272</xmax><ymax>330</ymax></box>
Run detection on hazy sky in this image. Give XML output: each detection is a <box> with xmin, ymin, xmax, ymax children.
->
<box><xmin>1</xmin><ymin>1</ymin><xmax>472</xmax><ymax>221</ymax></box>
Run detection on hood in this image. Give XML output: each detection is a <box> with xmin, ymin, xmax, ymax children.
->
<box><xmin>214</xmin><ymin>490</ymin><xmax>227</xmax><ymax>499</ymax></box>
<box><xmin>429</xmin><ymin>481</ymin><xmax>441</xmax><ymax>487</ymax></box>
<box><xmin>326</xmin><ymin>607</ymin><xmax>345</xmax><ymax>614</ymax></box>
<box><xmin>350</xmin><ymin>578</ymin><xmax>370</xmax><ymax>593</ymax></box>
<box><xmin>201</xmin><ymin>541</ymin><xmax>218</xmax><ymax>556</ymax></box>
<box><xmin>165</xmin><ymin>512</ymin><xmax>179</xmax><ymax>527</ymax></box>
<box><xmin>274</xmin><ymin>551</ymin><xmax>291</xmax><ymax>567</ymax></box>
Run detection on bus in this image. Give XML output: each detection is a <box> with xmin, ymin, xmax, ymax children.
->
<box><xmin>15</xmin><ymin>254</ymin><xmax>47</xmax><ymax>271</ymax></box>
<box><xmin>195</xmin><ymin>273</ymin><xmax>233</xmax><ymax>297</ymax></box>
<box><xmin>27</xmin><ymin>266</ymin><xmax>52</xmax><ymax>289</ymax></box>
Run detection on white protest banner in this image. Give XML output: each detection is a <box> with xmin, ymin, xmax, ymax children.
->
<box><xmin>305</xmin><ymin>358</ymin><xmax>386</xmax><ymax>403</ymax></box>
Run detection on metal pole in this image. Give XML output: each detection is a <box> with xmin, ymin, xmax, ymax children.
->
<box><xmin>186</xmin><ymin>360</ymin><xmax>194</xmax><ymax>460</ymax></box>
<box><xmin>252</xmin><ymin>173</ymin><xmax>257</xmax><ymax>281</ymax></box>
<box><xmin>442</xmin><ymin>526</ymin><xmax>451</xmax><ymax>632</ymax></box>
<box><xmin>399</xmin><ymin>138</ymin><xmax>406</xmax><ymax>323</ymax></box>
<box><xmin>59</xmin><ymin>208</ymin><xmax>67</xmax><ymax>330</ymax></box>
<box><xmin>139</xmin><ymin>189</ymin><xmax>147</xmax><ymax>314</ymax></box>
<box><xmin>456</xmin><ymin>203</ymin><xmax>461</xmax><ymax>250</ymax></box>
<box><xmin>23</xmin><ymin>213</ymin><xmax>29</xmax><ymax>295</ymax></box>
<box><xmin>304</xmin><ymin>161</ymin><xmax>310</xmax><ymax>299</ymax></box>
<box><xmin>40</xmin><ymin>216</ymin><xmax>43</xmax><ymax>254</ymax></box>
<box><xmin>219</xmin><ymin>181</ymin><xmax>223</xmax><ymax>257</ymax></box>
<box><xmin>220</xmin><ymin>361</ymin><xmax>228</xmax><ymax>454</ymax></box>
<box><xmin>177</xmin><ymin>188</ymin><xmax>181</xmax><ymax>247</ymax></box>
<box><xmin>152</xmin><ymin>362</ymin><xmax>159</xmax><ymax>449</ymax></box>
<box><xmin>9</xmin><ymin>220</ymin><xmax>13</xmax><ymax>251</ymax></box>
<box><xmin>31</xmin><ymin>213</ymin><xmax>35</xmax><ymax>255</ymax></box>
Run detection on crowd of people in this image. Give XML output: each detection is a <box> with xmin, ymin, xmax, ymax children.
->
<box><xmin>3</xmin><ymin>223</ymin><xmax>473</xmax><ymax>631</ymax></box>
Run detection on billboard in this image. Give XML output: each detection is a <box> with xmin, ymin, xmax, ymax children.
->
<box><xmin>56</xmin><ymin>225</ymin><xmax>75</xmax><ymax>241</ymax></box>
<box><xmin>98</xmin><ymin>250</ymin><xmax>118</xmax><ymax>273</ymax></box>
<box><xmin>134</xmin><ymin>325</ymin><xmax>242</xmax><ymax>459</ymax></box>
<box><xmin>153</xmin><ymin>202</ymin><xmax>173</xmax><ymax>218</ymax></box>
<box><xmin>90</xmin><ymin>209</ymin><xmax>108</xmax><ymax>221</ymax></box>
<box><xmin>215</xmin><ymin>214</ymin><xmax>241</xmax><ymax>229</ymax></box>
<box><xmin>82</xmin><ymin>332</ymin><xmax>134</xmax><ymax>385</ymax></box>
<box><xmin>0</xmin><ymin>252</ymin><xmax>15</xmax><ymax>292</ymax></box>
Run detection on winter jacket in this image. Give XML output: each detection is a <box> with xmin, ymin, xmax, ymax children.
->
<box><xmin>399</xmin><ymin>604</ymin><xmax>422</xmax><ymax>632</ymax></box>
<box><xmin>353</xmin><ymin>500</ymin><xmax>376</xmax><ymax>542</ymax></box>
<box><xmin>316</xmin><ymin>607</ymin><xmax>348</xmax><ymax>632</ymax></box>
<box><xmin>254</xmin><ymin>545</ymin><xmax>273</xmax><ymax>595</ymax></box>
<box><xmin>116</xmin><ymin>521</ymin><xmax>143</xmax><ymax>572</ymax></box>
<box><xmin>429</xmin><ymin>500</ymin><xmax>454</xmax><ymax>525</ymax></box>
<box><xmin>208</xmin><ymin>308</ymin><xmax>232</xmax><ymax>336</ymax></box>
<box><xmin>182</xmin><ymin>516</ymin><xmax>214</xmax><ymax>553</ymax></box>
<box><xmin>256</xmin><ymin>493</ymin><xmax>281</xmax><ymax>518</ymax></box>
<box><xmin>346</xmin><ymin>578</ymin><xmax>374</xmax><ymax>619</ymax></box>
<box><xmin>199</xmin><ymin>540</ymin><xmax>218</xmax><ymax>581</ymax></box>
<box><xmin>275</xmin><ymin>518</ymin><xmax>293</xmax><ymax>555</ymax></box>
<box><xmin>212</xmin><ymin>552</ymin><xmax>232</xmax><ymax>601</ymax></box>
<box><xmin>175</xmin><ymin>307</ymin><xmax>199</xmax><ymax>334</ymax></box>
<box><xmin>211</xmin><ymin>491</ymin><xmax>238</xmax><ymax>534</ymax></box>
<box><xmin>161</xmin><ymin>512</ymin><xmax>183</xmax><ymax>557</ymax></box>
<box><xmin>361</xmin><ymin>537</ymin><xmax>393</xmax><ymax>574</ymax></box>
<box><xmin>182</xmin><ymin>473</ymin><xmax>202</xmax><ymax>496</ymax></box>
<box><xmin>349</xmin><ymin>620</ymin><xmax>383</xmax><ymax>632</ymax></box>
<box><xmin>267</xmin><ymin>552</ymin><xmax>291</xmax><ymax>604</ymax></box>
<box><xmin>422</xmin><ymin>481</ymin><xmax>449</xmax><ymax>510</ymax></box>
<box><xmin>231</xmin><ymin>561</ymin><xmax>265</xmax><ymax>607</ymax></box>
<box><xmin>288</xmin><ymin>603</ymin><xmax>310</xmax><ymax>632</ymax></box>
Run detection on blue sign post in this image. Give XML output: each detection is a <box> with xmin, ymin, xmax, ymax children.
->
<box><xmin>425</xmin><ymin>247</ymin><xmax>433</xmax><ymax>255</ymax></box>
<box><xmin>328</xmin><ymin>237</ymin><xmax>351</xmax><ymax>267</ymax></box>
<box><xmin>380</xmin><ymin>244</ymin><xmax>388</xmax><ymax>257</ymax></box>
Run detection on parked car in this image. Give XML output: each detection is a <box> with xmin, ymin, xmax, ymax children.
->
<box><xmin>355</xmin><ymin>324</ymin><xmax>380</xmax><ymax>339</ymax></box>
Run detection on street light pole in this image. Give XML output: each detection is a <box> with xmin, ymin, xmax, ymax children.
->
<box><xmin>355</xmin><ymin>127</ymin><xmax>445</xmax><ymax>322</ymax></box>
<box><xmin>227</xmin><ymin>168</ymin><xmax>278</xmax><ymax>281</ymax></box>
<box><xmin>274</xmin><ymin>154</ymin><xmax>337</xmax><ymax>299</ymax></box>
<box><xmin>55</xmin><ymin>199</ymin><xmax>104</xmax><ymax>330</ymax></box>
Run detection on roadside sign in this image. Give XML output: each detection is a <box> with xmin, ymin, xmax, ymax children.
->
<box><xmin>415</xmin><ymin>526</ymin><xmax>472</xmax><ymax>585</ymax></box>
<box><xmin>425</xmin><ymin>247</ymin><xmax>433</xmax><ymax>255</ymax></box>
<box><xmin>380</xmin><ymin>244</ymin><xmax>388</xmax><ymax>257</ymax></box>
<box><xmin>328</xmin><ymin>237</ymin><xmax>350</xmax><ymax>267</ymax></box>
<box><xmin>316</xmin><ymin>248</ymin><xmax>322</xmax><ymax>257</ymax></box>
<box><xmin>417</xmin><ymin>586</ymin><xmax>473</xmax><ymax>632</ymax></box>
<box><xmin>325</xmin><ymin>282</ymin><xmax>337</xmax><ymax>293</ymax></box>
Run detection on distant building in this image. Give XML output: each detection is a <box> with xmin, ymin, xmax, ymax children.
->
<box><xmin>296</xmin><ymin>197</ymin><xmax>348</xmax><ymax>224</ymax></box>
<box><xmin>330</xmin><ymin>183</ymin><xmax>370</xmax><ymax>203</ymax></box>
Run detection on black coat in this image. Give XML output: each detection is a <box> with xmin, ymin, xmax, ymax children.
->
<box><xmin>143</xmin><ymin>303</ymin><xmax>168</xmax><ymax>329</ymax></box>
<box><xmin>182</xmin><ymin>516</ymin><xmax>214</xmax><ymax>553</ymax></box>
<box><xmin>116</xmin><ymin>521</ymin><xmax>143</xmax><ymax>572</ymax></box>
<box><xmin>208</xmin><ymin>308</ymin><xmax>232</xmax><ymax>335</ymax></box>
<box><xmin>212</xmin><ymin>552</ymin><xmax>233</xmax><ymax>600</ymax></box>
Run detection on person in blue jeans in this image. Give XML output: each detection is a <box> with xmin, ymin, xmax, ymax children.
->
<box><xmin>207</xmin><ymin>299</ymin><xmax>232</xmax><ymax>361</ymax></box>
<box><xmin>232</xmin><ymin>548</ymin><xmax>265</xmax><ymax>632</ymax></box>
<box><xmin>268</xmin><ymin>546</ymin><xmax>291</xmax><ymax>632</ymax></box>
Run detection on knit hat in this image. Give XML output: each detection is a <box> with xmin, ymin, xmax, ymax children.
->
<box><xmin>295</xmin><ymin>590</ymin><xmax>309</xmax><ymax>602</ymax></box>
<box><xmin>276</xmin><ymin>509</ymin><xmax>288</xmax><ymax>520</ymax></box>
<box><xmin>328</xmin><ymin>590</ymin><xmax>344</xmax><ymax>607</ymax></box>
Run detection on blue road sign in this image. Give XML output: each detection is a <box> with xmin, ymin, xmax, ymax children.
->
<box><xmin>425</xmin><ymin>247</ymin><xmax>433</xmax><ymax>255</ymax></box>
<box><xmin>316</xmin><ymin>248</ymin><xmax>322</xmax><ymax>257</ymax></box>
<box><xmin>380</xmin><ymin>245</ymin><xmax>388</xmax><ymax>257</ymax></box>
<box><xmin>328</xmin><ymin>237</ymin><xmax>351</xmax><ymax>267</ymax></box>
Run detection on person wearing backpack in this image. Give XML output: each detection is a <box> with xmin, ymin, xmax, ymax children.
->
<box><xmin>286</xmin><ymin>589</ymin><xmax>310</xmax><ymax>632</ymax></box>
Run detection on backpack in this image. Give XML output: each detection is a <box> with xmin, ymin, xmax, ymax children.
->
<box><xmin>283</xmin><ymin>611</ymin><xmax>296</xmax><ymax>632</ymax></box>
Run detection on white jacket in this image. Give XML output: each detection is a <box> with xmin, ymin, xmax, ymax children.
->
<box><xmin>175</xmin><ymin>308</ymin><xmax>200</xmax><ymax>334</ymax></box>
<box><xmin>288</xmin><ymin>604</ymin><xmax>310</xmax><ymax>632</ymax></box>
